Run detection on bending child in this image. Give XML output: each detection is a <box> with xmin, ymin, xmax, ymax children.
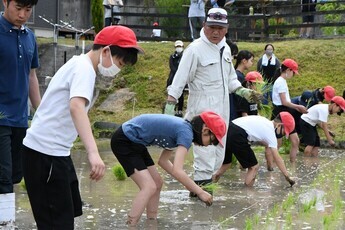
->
<box><xmin>213</xmin><ymin>112</ymin><xmax>296</xmax><ymax>187</ymax></box>
<box><xmin>110</xmin><ymin>111</ymin><xmax>226</xmax><ymax>226</ymax></box>
<box><xmin>300</xmin><ymin>96</ymin><xmax>345</xmax><ymax>157</ymax></box>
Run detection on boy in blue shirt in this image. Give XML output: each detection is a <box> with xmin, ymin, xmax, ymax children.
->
<box><xmin>110</xmin><ymin>111</ymin><xmax>226</xmax><ymax>226</ymax></box>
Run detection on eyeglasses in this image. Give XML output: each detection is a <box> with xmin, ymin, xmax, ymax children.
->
<box><xmin>208</xmin><ymin>13</ymin><xmax>227</xmax><ymax>21</ymax></box>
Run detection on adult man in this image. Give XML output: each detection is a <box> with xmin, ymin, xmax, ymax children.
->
<box><xmin>213</xmin><ymin>112</ymin><xmax>296</xmax><ymax>187</ymax></box>
<box><xmin>166</xmin><ymin>8</ymin><xmax>260</xmax><ymax>193</ymax></box>
<box><xmin>0</xmin><ymin>0</ymin><xmax>40</xmax><ymax>226</ymax></box>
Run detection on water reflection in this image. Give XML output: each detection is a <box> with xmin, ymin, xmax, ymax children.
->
<box><xmin>15</xmin><ymin>147</ymin><xmax>345</xmax><ymax>229</ymax></box>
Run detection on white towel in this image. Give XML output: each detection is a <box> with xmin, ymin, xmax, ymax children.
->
<box><xmin>261</xmin><ymin>54</ymin><xmax>276</xmax><ymax>66</ymax></box>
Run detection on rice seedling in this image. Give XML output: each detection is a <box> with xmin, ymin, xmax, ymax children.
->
<box><xmin>245</xmin><ymin>217</ymin><xmax>253</xmax><ymax>230</ymax></box>
<box><xmin>200</xmin><ymin>183</ymin><xmax>220</xmax><ymax>194</ymax></box>
<box><xmin>112</xmin><ymin>163</ymin><xmax>127</xmax><ymax>181</ymax></box>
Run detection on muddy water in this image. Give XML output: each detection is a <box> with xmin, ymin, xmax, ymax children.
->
<box><xmin>15</xmin><ymin>147</ymin><xmax>345</xmax><ymax>230</ymax></box>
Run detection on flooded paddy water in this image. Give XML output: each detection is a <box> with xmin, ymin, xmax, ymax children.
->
<box><xmin>15</xmin><ymin>145</ymin><xmax>345</xmax><ymax>230</ymax></box>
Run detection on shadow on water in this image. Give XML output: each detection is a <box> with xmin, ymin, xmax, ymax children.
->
<box><xmin>15</xmin><ymin>147</ymin><xmax>345</xmax><ymax>229</ymax></box>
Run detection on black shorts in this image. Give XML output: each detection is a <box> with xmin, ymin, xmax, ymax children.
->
<box><xmin>302</xmin><ymin>15</ymin><xmax>315</xmax><ymax>23</ymax></box>
<box><xmin>110</xmin><ymin>126</ymin><xmax>154</xmax><ymax>177</ymax></box>
<box><xmin>300</xmin><ymin>119</ymin><xmax>320</xmax><ymax>147</ymax></box>
<box><xmin>271</xmin><ymin>105</ymin><xmax>299</xmax><ymax>135</ymax></box>
<box><xmin>22</xmin><ymin>146</ymin><xmax>82</xmax><ymax>230</ymax></box>
<box><xmin>224</xmin><ymin>122</ymin><xmax>258</xmax><ymax>168</ymax></box>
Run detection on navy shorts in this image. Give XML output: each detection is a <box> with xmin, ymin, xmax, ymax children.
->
<box><xmin>110</xmin><ymin>126</ymin><xmax>154</xmax><ymax>177</ymax></box>
<box><xmin>22</xmin><ymin>146</ymin><xmax>82</xmax><ymax>230</ymax></box>
<box><xmin>303</xmin><ymin>15</ymin><xmax>315</xmax><ymax>23</ymax></box>
<box><xmin>300</xmin><ymin>119</ymin><xmax>320</xmax><ymax>147</ymax></box>
<box><xmin>224</xmin><ymin>122</ymin><xmax>258</xmax><ymax>168</ymax></box>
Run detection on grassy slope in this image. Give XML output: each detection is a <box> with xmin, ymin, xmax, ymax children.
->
<box><xmin>89</xmin><ymin>38</ymin><xmax>345</xmax><ymax>140</ymax></box>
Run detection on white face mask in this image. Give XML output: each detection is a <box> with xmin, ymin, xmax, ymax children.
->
<box><xmin>97</xmin><ymin>49</ymin><xmax>121</xmax><ymax>77</ymax></box>
<box><xmin>176</xmin><ymin>47</ymin><xmax>183</xmax><ymax>53</ymax></box>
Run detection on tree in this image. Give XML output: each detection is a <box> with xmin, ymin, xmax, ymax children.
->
<box><xmin>92</xmin><ymin>0</ymin><xmax>104</xmax><ymax>33</ymax></box>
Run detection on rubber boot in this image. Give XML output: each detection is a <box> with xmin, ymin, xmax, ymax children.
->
<box><xmin>189</xmin><ymin>179</ymin><xmax>213</xmax><ymax>197</ymax></box>
<box><xmin>0</xmin><ymin>193</ymin><xmax>15</xmax><ymax>227</ymax></box>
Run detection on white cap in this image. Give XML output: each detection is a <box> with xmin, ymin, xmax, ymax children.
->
<box><xmin>206</xmin><ymin>8</ymin><xmax>228</xmax><ymax>28</ymax></box>
<box><xmin>174</xmin><ymin>40</ymin><xmax>184</xmax><ymax>47</ymax></box>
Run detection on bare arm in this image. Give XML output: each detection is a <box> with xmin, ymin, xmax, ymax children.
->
<box><xmin>279</xmin><ymin>92</ymin><xmax>308</xmax><ymax>114</ymax></box>
<box><xmin>29</xmin><ymin>69</ymin><xmax>41</xmax><ymax>109</ymax></box>
<box><xmin>70</xmin><ymin>97</ymin><xmax>105</xmax><ymax>181</ymax></box>
<box><xmin>319</xmin><ymin>121</ymin><xmax>335</xmax><ymax>146</ymax></box>
<box><xmin>213</xmin><ymin>163</ymin><xmax>231</xmax><ymax>182</ymax></box>
<box><xmin>158</xmin><ymin>146</ymin><xmax>212</xmax><ymax>205</ymax></box>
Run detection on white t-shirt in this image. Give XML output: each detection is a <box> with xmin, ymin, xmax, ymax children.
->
<box><xmin>301</xmin><ymin>103</ymin><xmax>329</xmax><ymax>127</ymax></box>
<box><xmin>272</xmin><ymin>76</ymin><xmax>290</xmax><ymax>105</ymax></box>
<box><xmin>232</xmin><ymin>115</ymin><xmax>278</xmax><ymax>148</ymax></box>
<box><xmin>23</xmin><ymin>55</ymin><xmax>96</xmax><ymax>157</ymax></box>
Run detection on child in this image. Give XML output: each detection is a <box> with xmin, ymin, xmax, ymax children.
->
<box><xmin>110</xmin><ymin>111</ymin><xmax>226</xmax><ymax>226</ymax></box>
<box><xmin>271</xmin><ymin>59</ymin><xmax>308</xmax><ymax>162</ymax></box>
<box><xmin>22</xmin><ymin>25</ymin><xmax>143</xmax><ymax>229</ymax></box>
<box><xmin>236</xmin><ymin>71</ymin><xmax>264</xmax><ymax>117</ymax></box>
<box><xmin>300</xmin><ymin>96</ymin><xmax>345</xmax><ymax>157</ymax></box>
<box><xmin>213</xmin><ymin>112</ymin><xmax>296</xmax><ymax>187</ymax></box>
<box><xmin>292</xmin><ymin>85</ymin><xmax>335</xmax><ymax>109</ymax></box>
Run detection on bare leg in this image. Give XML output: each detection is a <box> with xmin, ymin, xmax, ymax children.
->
<box><xmin>146</xmin><ymin>166</ymin><xmax>163</xmax><ymax>219</ymax></box>
<box><xmin>127</xmin><ymin>169</ymin><xmax>159</xmax><ymax>226</ymax></box>
<box><xmin>245</xmin><ymin>164</ymin><xmax>259</xmax><ymax>186</ymax></box>
<box><xmin>289</xmin><ymin>133</ymin><xmax>300</xmax><ymax>162</ymax></box>
<box><xmin>304</xmin><ymin>145</ymin><xmax>314</xmax><ymax>157</ymax></box>
<box><xmin>311</xmin><ymin>146</ymin><xmax>319</xmax><ymax>157</ymax></box>
<box><xmin>265</xmin><ymin>146</ymin><xmax>274</xmax><ymax>171</ymax></box>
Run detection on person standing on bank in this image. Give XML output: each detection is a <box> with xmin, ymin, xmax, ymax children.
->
<box><xmin>0</xmin><ymin>0</ymin><xmax>40</xmax><ymax>226</ymax></box>
<box><xmin>257</xmin><ymin>44</ymin><xmax>281</xmax><ymax>105</ymax></box>
<box><xmin>188</xmin><ymin>0</ymin><xmax>207</xmax><ymax>41</ymax></box>
<box><xmin>300</xmin><ymin>0</ymin><xmax>317</xmax><ymax>38</ymax></box>
<box><xmin>271</xmin><ymin>59</ymin><xmax>308</xmax><ymax>162</ymax></box>
<box><xmin>111</xmin><ymin>111</ymin><xmax>226</xmax><ymax>226</ymax></box>
<box><xmin>22</xmin><ymin>26</ymin><xmax>143</xmax><ymax>229</ymax></box>
<box><xmin>103</xmin><ymin>0</ymin><xmax>123</xmax><ymax>27</ymax></box>
<box><xmin>166</xmin><ymin>40</ymin><xmax>185</xmax><ymax>117</ymax></box>
<box><xmin>165</xmin><ymin>8</ymin><xmax>261</xmax><ymax>192</ymax></box>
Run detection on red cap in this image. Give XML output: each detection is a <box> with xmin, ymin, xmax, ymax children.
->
<box><xmin>153</xmin><ymin>22</ymin><xmax>159</xmax><ymax>26</ymax></box>
<box><xmin>94</xmin><ymin>25</ymin><xmax>144</xmax><ymax>54</ymax></box>
<box><xmin>200</xmin><ymin>111</ymin><xmax>227</xmax><ymax>147</ymax></box>
<box><xmin>331</xmin><ymin>96</ymin><xmax>345</xmax><ymax>111</ymax></box>
<box><xmin>282</xmin><ymin>59</ymin><xmax>299</xmax><ymax>75</ymax></box>
<box><xmin>245</xmin><ymin>71</ymin><xmax>263</xmax><ymax>83</ymax></box>
<box><xmin>279</xmin><ymin>112</ymin><xmax>295</xmax><ymax>137</ymax></box>
<box><xmin>323</xmin><ymin>86</ymin><xmax>335</xmax><ymax>102</ymax></box>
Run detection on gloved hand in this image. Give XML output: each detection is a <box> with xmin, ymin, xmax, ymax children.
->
<box><xmin>164</xmin><ymin>102</ymin><xmax>175</xmax><ymax>115</ymax></box>
<box><xmin>235</xmin><ymin>87</ymin><xmax>263</xmax><ymax>103</ymax></box>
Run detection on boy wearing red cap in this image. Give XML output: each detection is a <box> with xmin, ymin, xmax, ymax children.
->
<box><xmin>21</xmin><ymin>25</ymin><xmax>143</xmax><ymax>229</ymax></box>
<box><xmin>300</xmin><ymin>96</ymin><xmax>345</xmax><ymax>157</ymax></box>
<box><xmin>271</xmin><ymin>58</ymin><xmax>308</xmax><ymax>162</ymax></box>
<box><xmin>213</xmin><ymin>112</ymin><xmax>295</xmax><ymax>187</ymax></box>
<box><xmin>110</xmin><ymin>111</ymin><xmax>226</xmax><ymax>226</ymax></box>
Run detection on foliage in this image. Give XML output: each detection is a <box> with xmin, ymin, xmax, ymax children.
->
<box><xmin>112</xmin><ymin>163</ymin><xmax>127</xmax><ymax>180</ymax></box>
<box><xmin>317</xmin><ymin>2</ymin><xmax>345</xmax><ymax>35</ymax></box>
<box><xmin>154</xmin><ymin>0</ymin><xmax>189</xmax><ymax>38</ymax></box>
<box><xmin>91</xmin><ymin>0</ymin><xmax>104</xmax><ymax>33</ymax></box>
